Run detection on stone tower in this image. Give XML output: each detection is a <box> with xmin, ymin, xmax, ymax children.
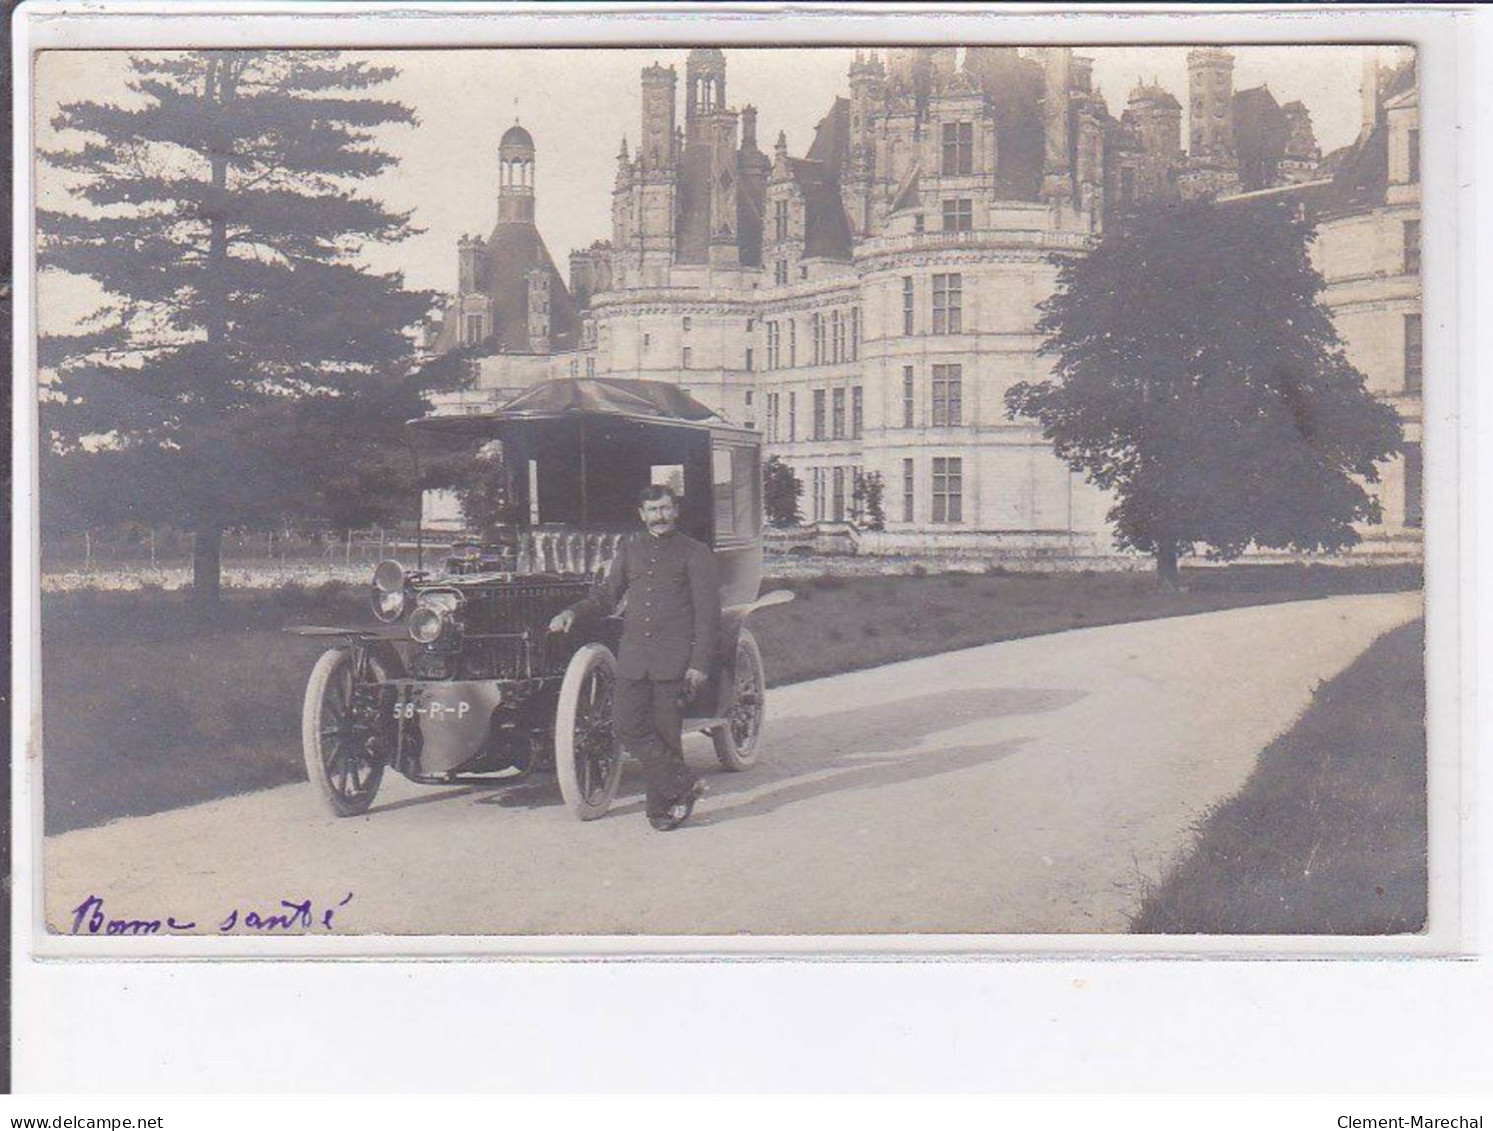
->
<box><xmin>640</xmin><ymin>61</ymin><xmax>677</xmax><ymax>170</ymax></box>
<box><xmin>685</xmin><ymin>47</ymin><xmax>727</xmax><ymax>140</ymax></box>
<box><xmin>843</xmin><ymin>49</ymin><xmax>885</xmax><ymax>237</ymax></box>
<box><xmin>635</xmin><ymin>62</ymin><xmax>680</xmax><ymax>278</ymax></box>
<box><xmin>457</xmin><ymin>233</ymin><xmax>485</xmax><ymax>293</ymax></box>
<box><xmin>1127</xmin><ymin>78</ymin><xmax>1183</xmax><ymax>160</ymax></box>
<box><xmin>1039</xmin><ymin>47</ymin><xmax>1074</xmax><ymax>206</ymax></box>
<box><xmin>497</xmin><ymin>121</ymin><xmax>536</xmax><ymax>225</ymax></box>
<box><xmin>1187</xmin><ymin>48</ymin><xmax>1235</xmax><ymax>157</ymax></box>
<box><xmin>525</xmin><ymin>265</ymin><xmax>551</xmax><ymax>354</ymax></box>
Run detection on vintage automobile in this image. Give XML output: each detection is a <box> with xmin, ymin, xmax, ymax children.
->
<box><xmin>288</xmin><ymin>378</ymin><xmax>792</xmax><ymax>820</ymax></box>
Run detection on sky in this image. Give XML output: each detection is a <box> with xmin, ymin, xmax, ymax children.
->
<box><xmin>34</xmin><ymin>44</ymin><xmax>1402</xmax><ymax>331</ymax></box>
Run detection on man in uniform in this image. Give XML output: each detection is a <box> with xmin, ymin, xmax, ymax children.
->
<box><xmin>549</xmin><ymin>484</ymin><xmax>720</xmax><ymax>831</ymax></box>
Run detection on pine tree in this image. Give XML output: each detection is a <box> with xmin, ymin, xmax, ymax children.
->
<box><xmin>1006</xmin><ymin>198</ymin><xmax>1405</xmax><ymax>586</ymax></box>
<box><xmin>39</xmin><ymin>51</ymin><xmax>435</xmax><ymax>600</ymax></box>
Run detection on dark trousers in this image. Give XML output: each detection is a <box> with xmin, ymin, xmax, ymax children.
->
<box><xmin>614</xmin><ymin>676</ymin><xmax>699</xmax><ymax>818</ymax></box>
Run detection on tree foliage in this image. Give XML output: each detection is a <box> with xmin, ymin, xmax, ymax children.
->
<box><xmin>1005</xmin><ymin>198</ymin><xmax>1404</xmax><ymax>583</ymax></box>
<box><xmin>763</xmin><ymin>455</ymin><xmax>803</xmax><ymax>528</ymax></box>
<box><xmin>38</xmin><ymin>51</ymin><xmax>439</xmax><ymax>599</ymax></box>
<box><xmin>852</xmin><ymin>471</ymin><xmax>885</xmax><ymax>531</ymax></box>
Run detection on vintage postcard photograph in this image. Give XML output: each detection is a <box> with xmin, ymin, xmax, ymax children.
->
<box><xmin>26</xmin><ymin>37</ymin><xmax>1435</xmax><ymax>945</ymax></box>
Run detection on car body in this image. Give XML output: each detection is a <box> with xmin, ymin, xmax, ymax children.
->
<box><xmin>288</xmin><ymin>377</ymin><xmax>791</xmax><ymax>819</ymax></box>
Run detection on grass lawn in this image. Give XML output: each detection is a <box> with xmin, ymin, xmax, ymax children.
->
<box><xmin>40</xmin><ymin>562</ymin><xmax>1421</xmax><ymax>835</ymax></box>
<box><xmin>1130</xmin><ymin>618</ymin><xmax>1426</xmax><ymax>935</ymax></box>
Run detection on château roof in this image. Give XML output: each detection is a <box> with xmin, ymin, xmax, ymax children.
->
<box><xmin>500</xmin><ymin>123</ymin><xmax>535</xmax><ymax>151</ymax></box>
<box><xmin>430</xmin><ymin>220</ymin><xmax>580</xmax><ymax>357</ymax></box>
<box><xmin>785</xmin><ymin>157</ymin><xmax>853</xmax><ymax>261</ymax></box>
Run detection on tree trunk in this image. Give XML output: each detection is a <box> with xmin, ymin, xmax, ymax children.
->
<box><xmin>1155</xmin><ymin>540</ymin><xmax>1181</xmax><ymax>590</ymax></box>
<box><xmin>193</xmin><ymin>525</ymin><xmax>223</xmax><ymax>605</ymax></box>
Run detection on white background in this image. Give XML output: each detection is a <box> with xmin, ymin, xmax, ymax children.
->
<box><xmin>10</xmin><ymin>2</ymin><xmax>1491</xmax><ymax>1093</ymax></box>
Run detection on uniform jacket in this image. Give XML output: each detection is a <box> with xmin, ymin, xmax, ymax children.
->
<box><xmin>572</xmin><ymin>530</ymin><xmax>721</xmax><ymax>681</ymax></box>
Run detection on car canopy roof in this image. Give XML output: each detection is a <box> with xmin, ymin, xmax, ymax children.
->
<box><xmin>496</xmin><ymin>377</ymin><xmax>719</xmax><ymax>421</ymax></box>
<box><xmin>405</xmin><ymin>378</ymin><xmax>749</xmax><ymax>447</ymax></box>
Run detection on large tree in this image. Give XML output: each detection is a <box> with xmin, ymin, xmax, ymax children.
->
<box><xmin>1005</xmin><ymin>197</ymin><xmax>1404</xmax><ymax>586</ymax></box>
<box><xmin>39</xmin><ymin>51</ymin><xmax>435</xmax><ymax>600</ymax></box>
<box><xmin>763</xmin><ymin>455</ymin><xmax>803</xmax><ymax>528</ymax></box>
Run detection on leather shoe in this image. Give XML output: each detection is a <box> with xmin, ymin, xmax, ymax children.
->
<box><xmin>649</xmin><ymin>780</ymin><xmax>705</xmax><ymax>832</ymax></box>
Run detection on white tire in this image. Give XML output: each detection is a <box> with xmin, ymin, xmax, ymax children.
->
<box><xmin>302</xmin><ymin>647</ymin><xmax>387</xmax><ymax>817</ymax></box>
<box><xmin>712</xmin><ymin>629</ymin><xmax>766</xmax><ymax>771</ymax></box>
<box><xmin>554</xmin><ymin>643</ymin><xmax>625</xmax><ymax>820</ymax></box>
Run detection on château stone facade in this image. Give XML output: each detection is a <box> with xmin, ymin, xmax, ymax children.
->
<box><xmin>425</xmin><ymin>47</ymin><xmax>1422</xmax><ymax>564</ymax></box>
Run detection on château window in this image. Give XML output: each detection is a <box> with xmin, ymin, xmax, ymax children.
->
<box><xmin>813</xmin><ymin>389</ymin><xmax>827</xmax><ymax>440</ymax></box>
<box><xmin>931</xmin><ymin>364</ymin><xmax>963</xmax><ymax>426</ymax></box>
<box><xmin>788</xmin><ymin>391</ymin><xmax>797</xmax><ymax>441</ymax></box>
<box><xmin>586</xmin><ymin>356</ymin><xmax>596</xmax><ymax>378</ymax></box>
<box><xmin>932</xmin><ymin>457</ymin><xmax>963</xmax><ymax>523</ymax></box>
<box><xmin>811</xmin><ymin>314</ymin><xmax>822</xmax><ymax>365</ymax></box>
<box><xmin>643</xmin><ymin>332</ymin><xmax>651</xmax><ymax>351</ymax></box>
<box><xmin>1404</xmin><ymin>220</ymin><xmax>1421</xmax><ymax>275</ymax></box>
<box><xmin>902</xmin><ymin>458</ymin><xmax>915</xmax><ymax>522</ymax></box>
<box><xmin>832</xmin><ymin>467</ymin><xmax>846</xmax><ymax>522</ymax></box>
<box><xmin>903</xmin><ymin>366</ymin><xmax>915</xmax><ymax>427</ymax></box>
<box><xmin>832</xmin><ymin>387</ymin><xmax>846</xmax><ymax>439</ymax></box>
<box><xmin>852</xmin><ymin>386</ymin><xmax>863</xmax><ymax>439</ymax></box>
<box><xmin>775</xmin><ymin>259</ymin><xmax>788</xmax><ymax>285</ymax></box>
<box><xmin>902</xmin><ymin>276</ymin><xmax>915</xmax><ymax>335</ymax></box>
<box><xmin>745</xmin><ymin>390</ymin><xmax>753</xmax><ymax>407</ymax></box>
<box><xmin>831</xmin><ymin>310</ymin><xmax>842</xmax><ymax>364</ymax></box>
<box><xmin>941</xmin><ymin>121</ymin><xmax>974</xmax><ymax>176</ymax></box>
<box><xmin>1408</xmin><ymin>129</ymin><xmax>1420</xmax><ymax>184</ymax></box>
<box><xmin>1404</xmin><ymin>442</ymin><xmax>1423</xmax><ymax>528</ymax></box>
<box><xmin>789</xmin><ymin>319</ymin><xmax>797</xmax><ymax>367</ymax></box>
<box><xmin>745</xmin><ymin>348</ymin><xmax>754</xmax><ymax>372</ymax></box>
<box><xmin>1404</xmin><ymin>313</ymin><xmax>1422</xmax><ymax>392</ymax></box>
<box><xmin>932</xmin><ymin>273</ymin><xmax>963</xmax><ymax>334</ymax></box>
<box><xmin>683</xmin><ymin>316</ymin><xmax>692</xmax><ymax>331</ymax></box>
<box><xmin>464</xmin><ymin>314</ymin><xmax>484</xmax><ymax>344</ymax></box>
<box><xmin>682</xmin><ymin>346</ymin><xmax>692</xmax><ymax>369</ymax></box>
<box><xmin>850</xmin><ymin>307</ymin><xmax>861</xmax><ymax>361</ymax></box>
<box><xmin>774</xmin><ymin>199</ymin><xmax>790</xmax><ymax>241</ymax></box>
<box><xmin>813</xmin><ymin>468</ymin><xmax>826</xmax><ymax>522</ymax></box>
<box><xmin>914</xmin><ymin>214</ymin><xmax>925</xmax><ymax>234</ymax></box>
<box><xmin>941</xmin><ymin>198</ymin><xmax>973</xmax><ymax>232</ymax></box>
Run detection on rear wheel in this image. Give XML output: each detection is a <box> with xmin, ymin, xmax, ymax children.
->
<box><xmin>302</xmin><ymin>647</ymin><xmax>388</xmax><ymax>817</ymax></box>
<box><xmin>713</xmin><ymin>629</ymin><xmax>766</xmax><ymax>771</ymax></box>
<box><xmin>554</xmin><ymin>643</ymin><xmax>625</xmax><ymax>820</ymax></box>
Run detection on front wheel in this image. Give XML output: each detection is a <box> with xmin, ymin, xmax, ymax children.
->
<box><xmin>554</xmin><ymin>643</ymin><xmax>625</xmax><ymax>820</ymax></box>
<box><xmin>302</xmin><ymin>647</ymin><xmax>387</xmax><ymax>817</ymax></box>
<box><xmin>713</xmin><ymin>629</ymin><xmax>766</xmax><ymax>771</ymax></box>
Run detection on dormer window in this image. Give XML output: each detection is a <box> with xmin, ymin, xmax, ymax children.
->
<box><xmin>941</xmin><ymin>121</ymin><xmax>974</xmax><ymax>175</ymax></box>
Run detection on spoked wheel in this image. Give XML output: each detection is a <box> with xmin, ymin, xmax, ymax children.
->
<box><xmin>554</xmin><ymin>643</ymin><xmax>625</xmax><ymax>820</ymax></box>
<box><xmin>713</xmin><ymin>628</ymin><xmax>766</xmax><ymax>771</ymax></box>
<box><xmin>302</xmin><ymin>647</ymin><xmax>388</xmax><ymax>817</ymax></box>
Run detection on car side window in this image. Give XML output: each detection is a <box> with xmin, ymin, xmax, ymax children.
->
<box><xmin>712</xmin><ymin>448</ymin><xmax>737</xmax><ymax>539</ymax></box>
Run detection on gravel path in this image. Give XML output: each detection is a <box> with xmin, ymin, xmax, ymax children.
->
<box><xmin>42</xmin><ymin>592</ymin><xmax>1422</xmax><ymax>937</ymax></box>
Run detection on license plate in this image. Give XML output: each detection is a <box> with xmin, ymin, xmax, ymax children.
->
<box><xmin>394</xmin><ymin>699</ymin><xmax>472</xmax><ymax>721</ymax></box>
